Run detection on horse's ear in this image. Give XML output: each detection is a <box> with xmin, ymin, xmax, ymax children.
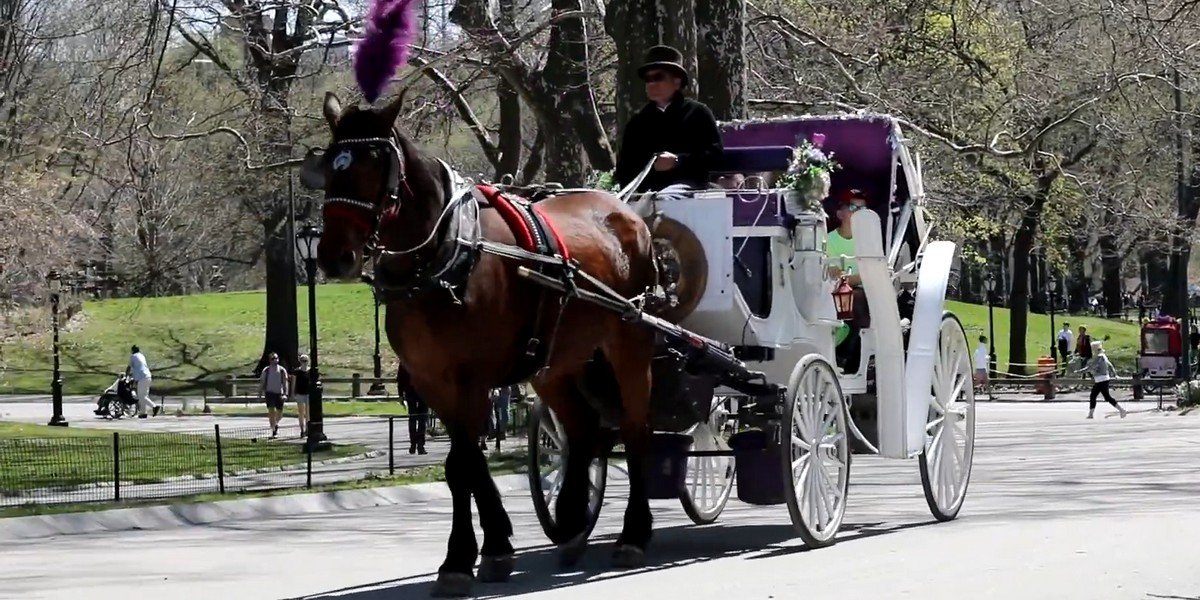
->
<box><xmin>323</xmin><ymin>92</ymin><xmax>342</xmax><ymax>131</ymax></box>
<box><xmin>380</xmin><ymin>89</ymin><xmax>407</xmax><ymax>125</ymax></box>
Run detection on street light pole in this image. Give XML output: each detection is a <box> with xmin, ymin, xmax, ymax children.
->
<box><xmin>369</xmin><ymin>289</ymin><xmax>387</xmax><ymax>395</ymax></box>
<box><xmin>985</xmin><ymin>272</ymin><xmax>997</xmax><ymax>375</ymax></box>
<box><xmin>47</xmin><ymin>271</ymin><xmax>68</xmax><ymax>427</ymax></box>
<box><xmin>296</xmin><ymin>224</ymin><xmax>330</xmax><ymax>452</ymax></box>
<box><xmin>1048</xmin><ymin>276</ymin><xmax>1058</xmax><ymax>364</ymax></box>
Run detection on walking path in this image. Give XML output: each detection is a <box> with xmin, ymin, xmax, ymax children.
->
<box><xmin>2</xmin><ymin>403</ymin><xmax>1196</xmax><ymax>600</ymax></box>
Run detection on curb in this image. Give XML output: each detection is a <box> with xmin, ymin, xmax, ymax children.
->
<box><xmin>0</xmin><ymin>473</ymin><xmax>531</xmax><ymax>541</ymax></box>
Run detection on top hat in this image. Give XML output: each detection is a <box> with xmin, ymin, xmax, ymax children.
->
<box><xmin>637</xmin><ymin>45</ymin><xmax>689</xmax><ymax>85</ymax></box>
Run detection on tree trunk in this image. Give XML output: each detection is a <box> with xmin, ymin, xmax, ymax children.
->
<box><xmin>1007</xmin><ymin>176</ymin><xmax>1054</xmax><ymax>375</ymax></box>
<box><xmin>605</xmin><ymin>0</ymin><xmax>657</xmax><ymax>133</ymax></box>
<box><xmin>261</xmin><ymin>220</ymin><xmax>299</xmax><ymax>372</ymax></box>
<box><xmin>495</xmin><ymin>0</ymin><xmax>521</xmax><ymax>182</ymax></box>
<box><xmin>252</xmin><ymin>89</ymin><xmax>299</xmax><ymax>373</ymax></box>
<box><xmin>657</xmin><ymin>0</ymin><xmax>697</xmax><ymax>90</ymax></box>
<box><xmin>694</xmin><ymin>0</ymin><xmax>745</xmax><ymax>120</ymax></box>
<box><xmin>1100</xmin><ymin>229</ymin><xmax>1123</xmax><ymax>318</ymax></box>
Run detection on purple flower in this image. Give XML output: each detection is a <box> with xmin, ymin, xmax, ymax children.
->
<box><xmin>812</xmin><ymin>133</ymin><xmax>826</xmax><ymax>148</ymax></box>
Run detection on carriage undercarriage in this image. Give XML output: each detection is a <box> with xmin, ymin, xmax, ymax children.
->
<box><xmin>522</xmin><ymin>113</ymin><xmax>977</xmax><ymax>549</ymax></box>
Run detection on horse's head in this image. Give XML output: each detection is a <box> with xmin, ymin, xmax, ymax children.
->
<box><xmin>300</xmin><ymin>91</ymin><xmax>409</xmax><ymax>280</ymax></box>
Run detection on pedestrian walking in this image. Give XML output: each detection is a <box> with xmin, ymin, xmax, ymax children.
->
<box><xmin>291</xmin><ymin>354</ymin><xmax>311</xmax><ymax>437</ymax></box>
<box><xmin>489</xmin><ymin>385</ymin><xmax>516</xmax><ymax>441</ymax></box>
<box><xmin>1057</xmin><ymin>323</ymin><xmax>1073</xmax><ymax>366</ymax></box>
<box><xmin>258</xmin><ymin>352</ymin><xmax>289</xmax><ymax>438</ymax></box>
<box><xmin>1076</xmin><ymin>341</ymin><xmax>1127</xmax><ymax>420</ymax></box>
<box><xmin>127</xmin><ymin>345</ymin><xmax>160</xmax><ymax>418</ymax></box>
<box><xmin>403</xmin><ymin>385</ymin><xmax>428</xmax><ymax>455</ymax></box>
<box><xmin>973</xmin><ymin>335</ymin><xmax>989</xmax><ymax>390</ymax></box>
<box><xmin>1075</xmin><ymin>326</ymin><xmax>1093</xmax><ymax>361</ymax></box>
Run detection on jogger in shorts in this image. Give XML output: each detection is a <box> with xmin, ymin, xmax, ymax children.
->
<box><xmin>258</xmin><ymin>352</ymin><xmax>289</xmax><ymax>438</ymax></box>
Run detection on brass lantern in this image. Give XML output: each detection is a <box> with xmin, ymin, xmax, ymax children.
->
<box><xmin>833</xmin><ymin>277</ymin><xmax>855</xmax><ymax>320</ymax></box>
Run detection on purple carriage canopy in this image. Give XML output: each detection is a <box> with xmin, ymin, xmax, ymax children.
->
<box><xmin>716</xmin><ymin>113</ymin><xmax>914</xmax><ymax>225</ymax></box>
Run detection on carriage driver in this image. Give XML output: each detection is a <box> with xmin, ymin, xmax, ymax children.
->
<box><xmin>829</xmin><ymin>190</ymin><xmax>872</xmax><ymax>372</ymax></box>
<box><xmin>613</xmin><ymin>45</ymin><xmax>723</xmax><ymax>197</ymax></box>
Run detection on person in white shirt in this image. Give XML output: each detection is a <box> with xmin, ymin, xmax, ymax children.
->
<box><xmin>1057</xmin><ymin>323</ymin><xmax>1074</xmax><ymax>366</ymax></box>
<box><xmin>974</xmin><ymin>335</ymin><xmax>989</xmax><ymax>389</ymax></box>
<box><xmin>127</xmin><ymin>345</ymin><xmax>160</xmax><ymax>418</ymax></box>
<box><xmin>258</xmin><ymin>352</ymin><xmax>289</xmax><ymax>438</ymax></box>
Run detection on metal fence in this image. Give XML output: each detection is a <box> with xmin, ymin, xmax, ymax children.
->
<box><xmin>0</xmin><ymin>403</ymin><xmax>531</xmax><ymax>509</ymax></box>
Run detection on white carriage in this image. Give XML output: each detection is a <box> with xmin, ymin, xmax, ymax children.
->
<box><xmin>525</xmin><ymin>113</ymin><xmax>977</xmax><ymax>547</ymax></box>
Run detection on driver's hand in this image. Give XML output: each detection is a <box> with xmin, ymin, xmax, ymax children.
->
<box><xmin>653</xmin><ymin>152</ymin><xmax>678</xmax><ymax>171</ymax></box>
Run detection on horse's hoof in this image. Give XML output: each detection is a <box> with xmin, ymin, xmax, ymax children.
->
<box><xmin>478</xmin><ymin>554</ymin><xmax>514</xmax><ymax>583</ymax></box>
<box><xmin>558</xmin><ymin>532</ymin><xmax>589</xmax><ymax>567</ymax></box>
<box><xmin>611</xmin><ymin>544</ymin><xmax>645</xmax><ymax>569</ymax></box>
<box><xmin>431</xmin><ymin>571</ymin><xmax>474</xmax><ymax>598</ymax></box>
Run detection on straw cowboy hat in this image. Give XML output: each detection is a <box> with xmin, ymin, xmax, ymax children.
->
<box><xmin>637</xmin><ymin>45</ymin><xmax>689</xmax><ymax>86</ymax></box>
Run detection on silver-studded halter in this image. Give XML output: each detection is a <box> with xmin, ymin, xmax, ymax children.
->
<box><xmin>319</xmin><ymin>132</ymin><xmax>412</xmax><ymax>249</ymax></box>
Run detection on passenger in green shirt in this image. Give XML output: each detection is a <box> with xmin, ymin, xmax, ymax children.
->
<box><xmin>828</xmin><ymin>191</ymin><xmax>869</xmax><ymax>359</ymax></box>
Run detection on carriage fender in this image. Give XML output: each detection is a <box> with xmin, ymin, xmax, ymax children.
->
<box><xmin>851</xmin><ymin>209</ymin><xmax>907</xmax><ymax>458</ymax></box>
<box><xmin>902</xmin><ymin>240</ymin><xmax>957</xmax><ymax>457</ymax></box>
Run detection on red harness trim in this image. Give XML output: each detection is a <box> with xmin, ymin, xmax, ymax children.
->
<box><xmin>475</xmin><ymin>184</ymin><xmax>540</xmax><ymax>253</ymax></box>
<box><xmin>530</xmin><ymin>204</ymin><xmax>571</xmax><ymax>262</ymax></box>
<box><xmin>323</xmin><ymin>203</ymin><xmax>374</xmax><ymax>238</ymax></box>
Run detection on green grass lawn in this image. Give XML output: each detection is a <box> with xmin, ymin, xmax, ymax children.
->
<box><xmin>0</xmin><ymin>284</ymin><xmax>381</xmax><ymax>395</ymax></box>
<box><xmin>0</xmin><ymin>282</ymin><xmax>1145</xmax><ymax>396</ymax></box>
<box><xmin>0</xmin><ymin>422</ymin><xmax>366</xmax><ymax>492</ymax></box>
<box><xmin>946</xmin><ymin>301</ymin><xmax>1140</xmax><ymax>373</ymax></box>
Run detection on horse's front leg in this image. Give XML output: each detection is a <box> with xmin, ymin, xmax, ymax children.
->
<box><xmin>606</xmin><ymin>331</ymin><xmax>656</xmax><ymax>569</ymax></box>
<box><xmin>433</xmin><ymin>431</ymin><xmax>479</xmax><ymax>598</ymax></box>
<box><xmin>469</xmin><ymin>399</ymin><xmax>516</xmax><ymax>582</ymax></box>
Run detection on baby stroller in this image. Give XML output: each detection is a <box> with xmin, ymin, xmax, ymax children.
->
<box><xmin>95</xmin><ymin>374</ymin><xmax>138</xmax><ymax>419</ymax></box>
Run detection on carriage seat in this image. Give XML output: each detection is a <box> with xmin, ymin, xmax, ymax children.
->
<box><xmin>712</xmin><ymin>146</ymin><xmax>793</xmax><ymax>175</ymax></box>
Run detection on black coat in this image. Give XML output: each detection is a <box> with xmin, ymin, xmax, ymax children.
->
<box><xmin>614</xmin><ymin>93</ymin><xmax>723</xmax><ymax>192</ymax></box>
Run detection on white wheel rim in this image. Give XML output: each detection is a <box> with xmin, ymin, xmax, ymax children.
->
<box><xmin>682</xmin><ymin>398</ymin><xmax>735</xmax><ymax>520</ymax></box>
<box><xmin>926</xmin><ymin>318</ymin><xmax>977</xmax><ymax>515</ymax></box>
<box><xmin>536</xmin><ymin>408</ymin><xmax>603</xmax><ymax>521</ymax></box>
<box><xmin>790</xmin><ymin>359</ymin><xmax>849</xmax><ymax>541</ymax></box>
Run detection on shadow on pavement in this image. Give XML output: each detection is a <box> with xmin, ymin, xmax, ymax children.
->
<box><xmin>290</xmin><ymin>518</ymin><xmax>939</xmax><ymax>599</ymax></box>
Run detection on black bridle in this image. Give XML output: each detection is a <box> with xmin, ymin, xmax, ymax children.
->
<box><xmin>319</xmin><ymin>129</ymin><xmax>412</xmax><ymax>251</ymax></box>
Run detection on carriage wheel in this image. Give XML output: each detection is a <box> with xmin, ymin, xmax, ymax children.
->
<box><xmin>783</xmin><ymin>354</ymin><xmax>851</xmax><ymax>548</ymax></box>
<box><xmin>679</xmin><ymin>396</ymin><xmax>736</xmax><ymax>524</ymax></box>
<box><xmin>919</xmin><ymin>313</ymin><xmax>977</xmax><ymax>522</ymax></box>
<box><xmin>527</xmin><ymin>399</ymin><xmax>607</xmax><ymax>544</ymax></box>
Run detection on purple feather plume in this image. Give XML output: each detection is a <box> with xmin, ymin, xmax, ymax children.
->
<box><xmin>354</xmin><ymin>0</ymin><xmax>420</xmax><ymax>104</ymax></box>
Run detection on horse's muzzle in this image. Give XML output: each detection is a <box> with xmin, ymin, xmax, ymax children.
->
<box><xmin>318</xmin><ymin>247</ymin><xmax>360</xmax><ymax>280</ymax></box>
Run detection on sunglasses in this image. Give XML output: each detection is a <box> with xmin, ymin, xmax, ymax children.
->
<box><xmin>643</xmin><ymin>72</ymin><xmax>671</xmax><ymax>83</ymax></box>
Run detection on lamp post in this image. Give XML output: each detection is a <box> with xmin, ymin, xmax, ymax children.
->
<box><xmin>368</xmin><ymin>288</ymin><xmax>387</xmax><ymax>395</ymax></box>
<box><xmin>1048</xmin><ymin>275</ymin><xmax>1059</xmax><ymax>364</ymax></box>
<box><xmin>296</xmin><ymin>224</ymin><xmax>330</xmax><ymax>451</ymax></box>
<box><xmin>985</xmin><ymin>271</ymin><xmax>997</xmax><ymax>375</ymax></box>
<box><xmin>47</xmin><ymin>271</ymin><xmax>68</xmax><ymax>427</ymax></box>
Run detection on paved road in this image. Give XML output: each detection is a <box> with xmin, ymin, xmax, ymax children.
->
<box><xmin>2</xmin><ymin>403</ymin><xmax>1197</xmax><ymax>599</ymax></box>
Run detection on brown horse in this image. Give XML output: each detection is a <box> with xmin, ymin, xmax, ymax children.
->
<box><xmin>303</xmin><ymin>91</ymin><xmax>660</xmax><ymax>597</ymax></box>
